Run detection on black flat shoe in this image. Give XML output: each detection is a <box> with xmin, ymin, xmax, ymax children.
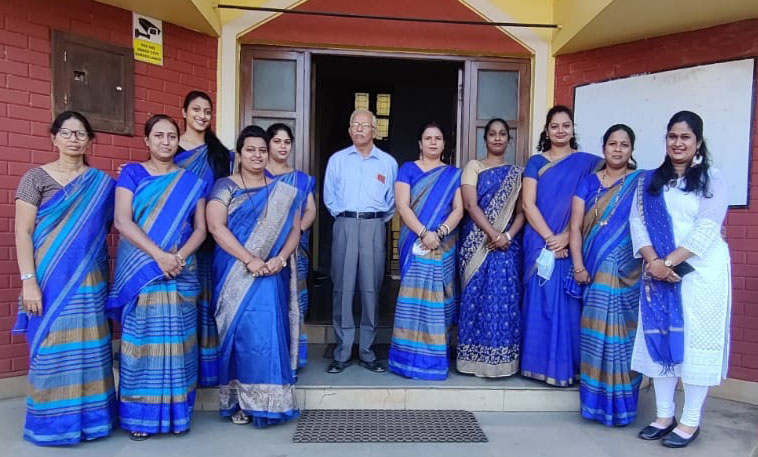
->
<box><xmin>130</xmin><ymin>432</ymin><xmax>149</xmax><ymax>441</ymax></box>
<box><xmin>638</xmin><ymin>418</ymin><xmax>678</xmax><ymax>440</ymax></box>
<box><xmin>359</xmin><ymin>360</ymin><xmax>386</xmax><ymax>373</ymax></box>
<box><xmin>662</xmin><ymin>427</ymin><xmax>700</xmax><ymax>448</ymax></box>
<box><xmin>327</xmin><ymin>360</ymin><xmax>350</xmax><ymax>373</ymax></box>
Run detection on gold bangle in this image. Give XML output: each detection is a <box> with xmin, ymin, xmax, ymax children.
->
<box><xmin>574</xmin><ymin>267</ymin><xmax>586</xmax><ymax>274</ymax></box>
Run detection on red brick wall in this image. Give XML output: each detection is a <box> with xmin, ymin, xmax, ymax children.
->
<box><xmin>0</xmin><ymin>0</ymin><xmax>217</xmax><ymax>378</ymax></box>
<box><xmin>555</xmin><ymin>19</ymin><xmax>758</xmax><ymax>382</ymax></box>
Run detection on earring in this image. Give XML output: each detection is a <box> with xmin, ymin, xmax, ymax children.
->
<box><xmin>692</xmin><ymin>151</ymin><xmax>703</xmax><ymax>166</ymax></box>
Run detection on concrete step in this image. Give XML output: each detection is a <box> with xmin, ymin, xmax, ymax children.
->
<box><xmin>196</xmin><ymin>344</ymin><xmax>580</xmax><ymax>413</ymax></box>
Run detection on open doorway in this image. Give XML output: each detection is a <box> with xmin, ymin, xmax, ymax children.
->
<box><xmin>308</xmin><ymin>55</ymin><xmax>461</xmax><ymax>325</ymax></box>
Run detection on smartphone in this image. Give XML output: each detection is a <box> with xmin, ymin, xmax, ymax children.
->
<box><xmin>673</xmin><ymin>261</ymin><xmax>695</xmax><ymax>277</ymax></box>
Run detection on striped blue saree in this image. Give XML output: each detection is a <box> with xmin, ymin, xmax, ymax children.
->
<box><xmin>13</xmin><ymin>169</ymin><xmax>117</xmax><ymax>446</ymax></box>
<box><xmin>175</xmin><ymin>144</ymin><xmax>232</xmax><ymax>386</ymax></box>
<box><xmin>575</xmin><ymin>170</ymin><xmax>643</xmax><ymax>426</ymax></box>
<box><xmin>212</xmin><ymin>173</ymin><xmax>304</xmax><ymax>427</ymax></box>
<box><xmin>266</xmin><ymin>169</ymin><xmax>315</xmax><ymax>368</ymax></box>
<box><xmin>107</xmin><ymin>166</ymin><xmax>204</xmax><ymax>435</ymax></box>
<box><xmin>388</xmin><ymin>163</ymin><xmax>461</xmax><ymax>380</ymax></box>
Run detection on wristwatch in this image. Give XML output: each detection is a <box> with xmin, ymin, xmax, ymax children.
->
<box><xmin>663</xmin><ymin>258</ymin><xmax>673</xmax><ymax>268</ymax></box>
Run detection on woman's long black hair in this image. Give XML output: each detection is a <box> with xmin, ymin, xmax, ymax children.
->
<box><xmin>647</xmin><ymin>110</ymin><xmax>711</xmax><ymax>197</ymax></box>
<box><xmin>182</xmin><ymin>91</ymin><xmax>230</xmax><ymax>180</ymax></box>
<box><xmin>536</xmin><ymin>105</ymin><xmax>579</xmax><ymax>152</ymax></box>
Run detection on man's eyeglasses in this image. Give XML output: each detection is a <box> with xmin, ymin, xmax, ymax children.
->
<box><xmin>350</xmin><ymin>122</ymin><xmax>374</xmax><ymax>130</ymax></box>
<box><xmin>57</xmin><ymin>128</ymin><xmax>89</xmax><ymax>141</ymax></box>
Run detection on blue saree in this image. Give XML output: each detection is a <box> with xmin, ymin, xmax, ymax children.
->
<box><xmin>107</xmin><ymin>164</ymin><xmax>204</xmax><ymax>435</ymax></box>
<box><xmin>212</xmin><ymin>173</ymin><xmax>304</xmax><ymax>427</ymax></box>
<box><xmin>265</xmin><ymin>169</ymin><xmax>316</xmax><ymax>368</ymax></box>
<box><xmin>13</xmin><ymin>169</ymin><xmax>117</xmax><ymax>446</ymax></box>
<box><xmin>457</xmin><ymin>164</ymin><xmax>523</xmax><ymax>378</ymax></box>
<box><xmin>521</xmin><ymin>152</ymin><xmax>602</xmax><ymax>386</ymax></box>
<box><xmin>175</xmin><ymin>144</ymin><xmax>232</xmax><ymax>387</ymax></box>
<box><xmin>575</xmin><ymin>170</ymin><xmax>644</xmax><ymax>426</ymax></box>
<box><xmin>388</xmin><ymin>163</ymin><xmax>461</xmax><ymax>380</ymax></box>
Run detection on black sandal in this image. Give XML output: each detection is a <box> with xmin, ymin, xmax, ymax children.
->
<box><xmin>130</xmin><ymin>432</ymin><xmax>149</xmax><ymax>441</ymax></box>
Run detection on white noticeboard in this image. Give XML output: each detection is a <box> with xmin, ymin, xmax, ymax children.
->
<box><xmin>133</xmin><ymin>12</ymin><xmax>163</xmax><ymax>66</ymax></box>
<box><xmin>574</xmin><ymin>58</ymin><xmax>755</xmax><ymax>206</ymax></box>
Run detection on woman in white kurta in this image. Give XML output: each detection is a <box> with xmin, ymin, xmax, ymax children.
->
<box><xmin>630</xmin><ymin>111</ymin><xmax>730</xmax><ymax>448</ymax></box>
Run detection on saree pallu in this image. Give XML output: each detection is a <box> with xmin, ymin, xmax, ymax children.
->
<box><xmin>457</xmin><ymin>165</ymin><xmax>523</xmax><ymax>378</ymax></box>
<box><xmin>522</xmin><ymin>152</ymin><xmax>601</xmax><ymax>386</ymax></box>
<box><xmin>268</xmin><ymin>170</ymin><xmax>316</xmax><ymax>369</ymax></box>
<box><xmin>176</xmin><ymin>144</ymin><xmax>220</xmax><ymax>387</ymax></box>
<box><xmin>108</xmin><ymin>169</ymin><xmax>204</xmax><ymax>434</ymax></box>
<box><xmin>12</xmin><ymin>169</ymin><xmax>117</xmax><ymax>446</ymax></box>
<box><xmin>213</xmin><ymin>174</ymin><xmax>303</xmax><ymax>427</ymax></box>
<box><xmin>578</xmin><ymin>171</ymin><xmax>643</xmax><ymax>426</ymax></box>
<box><xmin>388</xmin><ymin>165</ymin><xmax>461</xmax><ymax>380</ymax></box>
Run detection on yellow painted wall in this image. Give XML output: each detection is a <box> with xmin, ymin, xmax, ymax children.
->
<box><xmin>552</xmin><ymin>0</ymin><xmax>613</xmax><ymax>53</ymax></box>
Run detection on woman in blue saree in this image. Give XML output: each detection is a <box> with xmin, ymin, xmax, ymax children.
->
<box><xmin>388</xmin><ymin>122</ymin><xmax>463</xmax><ymax>380</ymax></box>
<box><xmin>265</xmin><ymin>123</ymin><xmax>317</xmax><ymax>369</ymax></box>
<box><xmin>13</xmin><ymin>111</ymin><xmax>117</xmax><ymax>446</ymax></box>
<box><xmin>207</xmin><ymin>126</ymin><xmax>303</xmax><ymax>427</ymax></box>
<box><xmin>521</xmin><ymin>105</ymin><xmax>602</xmax><ymax>386</ymax></box>
<box><xmin>457</xmin><ymin>118</ymin><xmax>526</xmax><ymax>378</ymax></box>
<box><xmin>569</xmin><ymin>124</ymin><xmax>644</xmax><ymax>425</ymax></box>
<box><xmin>109</xmin><ymin>115</ymin><xmax>207</xmax><ymax>441</ymax></box>
<box><xmin>175</xmin><ymin>91</ymin><xmax>233</xmax><ymax>387</ymax></box>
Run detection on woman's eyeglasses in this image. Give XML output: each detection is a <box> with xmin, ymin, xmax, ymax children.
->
<box><xmin>57</xmin><ymin>128</ymin><xmax>89</xmax><ymax>140</ymax></box>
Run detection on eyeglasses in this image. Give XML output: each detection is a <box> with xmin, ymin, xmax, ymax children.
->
<box><xmin>350</xmin><ymin>121</ymin><xmax>374</xmax><ymax>130</ymax></box>
<box><xmin>57</xmin><ymin>128</ymin><xmax>89</xmax><ymax>141</ymax></box>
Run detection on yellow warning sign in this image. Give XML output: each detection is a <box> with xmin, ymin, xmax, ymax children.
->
<box><xmin>133</xmin><ymin>13</ymin><xmax>163</xmax><ymax>66</ymax></box>
<box><xmin>133</xmin><ymin>39</ymin><xmax>163</xmax><ymax>65</ymax></box>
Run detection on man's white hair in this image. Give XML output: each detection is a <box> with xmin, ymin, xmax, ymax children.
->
<box><xmin>349</xmin><ymin>109</ymin><xmax>377</xmax><ymax>129</ymax></box>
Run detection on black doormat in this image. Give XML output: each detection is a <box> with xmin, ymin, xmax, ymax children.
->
<box><xmin>293</xmin><ymin>409</ymin><xmax>488</xmax><ymax>443</ymax></box>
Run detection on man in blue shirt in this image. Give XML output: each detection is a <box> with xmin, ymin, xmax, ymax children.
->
<box><xmin>323</xmin><ymin>109</ymin><xmax>398</xmax><ymax>374</ymax></box>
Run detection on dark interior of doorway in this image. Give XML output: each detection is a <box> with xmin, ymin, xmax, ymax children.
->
<box><xmin>308</xmin><ymin>54</ymin><xmax>461</xmax><ymax>325</ymax></box>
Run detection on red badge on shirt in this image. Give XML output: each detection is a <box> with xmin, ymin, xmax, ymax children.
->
<box><xmin>377</xmin><ymin>174</ymin><xmax>386</xmax><ymax>184</ymax></box>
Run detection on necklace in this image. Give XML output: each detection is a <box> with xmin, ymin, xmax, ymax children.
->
<box><xmin>56</xmin><ymin>160</ymin><xmax>86</xmax><ymax>185</ymax></box>
<box><xmin>239</xmin><ymin>171</ymin><xmax>269</xmax><ymax>222</ymax></box>
<box><xmin>593</xmin><ymin>169</ymin><xmax>627</xmax><ymax>226</ymax></box>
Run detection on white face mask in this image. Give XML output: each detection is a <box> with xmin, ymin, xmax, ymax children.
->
<box><xmin>536</xmin><ymin>247</ymin><xmax>555</xmax><ymax>281</ymax></box>
<box><xmin>412</xmin><ymin>239</ymin><xmax>430</xmax><ymax>256</ymax></box>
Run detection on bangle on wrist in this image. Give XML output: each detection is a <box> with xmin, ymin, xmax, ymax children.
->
<box><xmin>493</xmin><ymin>234</ymin><xmax>502</xmax><ymax>243</ymax></box>
<box><xmin>418</xmin><ymin>226</ymin><xmax>428</xmax><ymax>238</ymax></box>
<box><xmin>175</xmin><ymin>252</ymin><xmax>186</xmax><ymax>266</ymax></box>
<box><xmin>278</xmin><ymin>256</ymin><xmax>287</xmax><ymax>268</ymax></box>
<box><xmin>504</xmin><ymin>231</ymin><xmax>512</xmax><ymax>241</ymax></box>
<box><xmin>20</xmin><ymin>273</ymin><xmax>35</xmax><ymax>281</ymax></box>
<box><xmin>574</xmin><ymin>266</ymin><xmax>586</xmax><ymax>274</ymax></box>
